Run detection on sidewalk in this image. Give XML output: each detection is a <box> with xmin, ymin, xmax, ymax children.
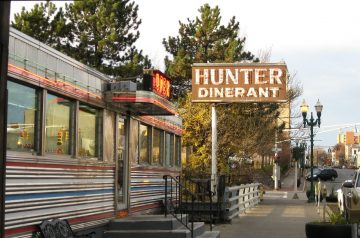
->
<box><xmin>213</xmin><ymin>196</ymin><xmax>321</xmax><ymax>238</ymax></box>
<box><xmin>280</xmin><ymin>167</ymin><xmax>305</xmax><ymax>192</ymax></box>
<box><xmin>212</xmin><ymin>168</ymin><xmax>318</xmax><ymax>238</ymax></box>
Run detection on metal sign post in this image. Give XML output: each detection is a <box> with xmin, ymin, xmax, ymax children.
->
<box><xmin>211</xmin><ymin>104</ymin><xmax>217</xmax><ymax>198</ymax></box>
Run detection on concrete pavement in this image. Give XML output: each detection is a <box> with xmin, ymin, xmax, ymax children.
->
<box><xmin>213</xmin><ymin>168</ymin><xmax>322</xmax><ymax>238</ymax></box>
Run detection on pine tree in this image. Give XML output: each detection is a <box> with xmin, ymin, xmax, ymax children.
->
<box><xmin>163</xmin><ymin>4</ymin><xmax>257</xmax><ymax>98</ymax></box>
<box><xmin>11</xmin><ymin>1</ymin><xmax>72</xmax><ymax>51</ymax></box>
<box><xmin>11</xmin><ymin>0</ymin><xmax>151</xmax><ymax>78</ymax></box>
<box><xmin>65</xmin><ymin>0</ymin><xmax>151</xmax><ymax>78</ymax></box>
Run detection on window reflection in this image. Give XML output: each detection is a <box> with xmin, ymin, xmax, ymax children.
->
<box><xmin>7</xmin><ymin>81</ymin><xmax>37</xmax><ymax>152</ymax></box>
<box><xmin>45</xmin><ymin>94</ymin><xmax>71</xmax><ymax>154</ymax></box>
<box><xmin>175</xmin><ymin>136</ymin><xmax>181</xmax><ymax>166</ymax></box>
<box><xmin>139</xmin><ymin>124</ymin><xmax>149</xmax><ymax>164</ymax></box>
<box><xmin>78</xmin><ymin>104</ymin><xmax>98</xmax><ymax>158</ymax></box>
<box><xmin>152</xmin><ymin>128</ymin><xmax>163</xmax><ymax>164</ymax></box>
<box><xmin>165</xmin><ymin>133</ymin><xmax>174</xmax><ymax>166</ymax></box>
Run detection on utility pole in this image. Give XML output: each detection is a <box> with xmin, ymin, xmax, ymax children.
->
<box><xmin>292</xmin><ymin>145</ymin><xmax>299</xmax><ymax>199</ymax></box>
<box><xmin>293</xmin><ymin>159</ymin><xmax>298</xmax><ymax>197</ymax></box>
<box><xmin>273</xmin><ymin>130</ymin><xmax>281</xmax><ymax>190</ymax></box>
<box><xmin>0</xmin><ymin>2</ymin><xmax>10</xmax><ymax>237</ymax></box>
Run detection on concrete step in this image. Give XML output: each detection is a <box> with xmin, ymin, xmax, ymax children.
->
<box><xmin>197</xmin><ymin>231</ymin><xmax>221</xmax><ymax>238</ymax></box>
<box><xmin>104</xmin><ymin>222</ymin><xmax>205</xmax><ymax>238</ymax></box>
<box><xmin>107</xmin><ymin>215</ymin><xmax>188</xmax><ymax>230</ymax></box>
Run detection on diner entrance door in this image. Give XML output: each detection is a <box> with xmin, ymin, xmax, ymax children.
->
<box><xmin>116</xmin><ymin>116</ymin><xmax>128</xmax><ymax>213</ymax></box>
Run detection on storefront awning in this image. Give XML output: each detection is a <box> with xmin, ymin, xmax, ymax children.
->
<box><xmin>105</xmin><ymin>91</ymin><xmax>177</xmax><ymax>116</ymax></box>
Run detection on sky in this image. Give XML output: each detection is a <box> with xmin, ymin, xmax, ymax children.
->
<box><xmin>10</xmin><ymin>0</ymin><xmax>360</xmax><ymax>149</ymax></box>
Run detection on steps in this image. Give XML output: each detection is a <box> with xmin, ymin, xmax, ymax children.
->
<box><xmin>103</xmin><ymin>215</ymin><xmax>220</xmax><ymax>238</ymax></box>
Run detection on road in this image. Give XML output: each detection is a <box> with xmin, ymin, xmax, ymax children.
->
<box><xmin>305</xmin><ymin>168</ymin><xmax>355</xmax><ymax>196</ymax></box>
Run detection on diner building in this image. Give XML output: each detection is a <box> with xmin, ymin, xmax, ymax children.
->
<box><xmin>5</xmin><ymin>27</ymin><xmax>182</xmax><ymax>237</ymax></box>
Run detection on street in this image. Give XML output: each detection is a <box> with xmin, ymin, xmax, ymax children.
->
<box><xmin>305</xmin><ymin>168</ymin><xmax>355</xmax><ymax>196</ymax></box>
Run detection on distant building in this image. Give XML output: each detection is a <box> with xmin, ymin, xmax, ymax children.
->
<box><xmin>337</xmin><ymin>129</ymin><xmax>360</xmax><ymax>167</ymax></box>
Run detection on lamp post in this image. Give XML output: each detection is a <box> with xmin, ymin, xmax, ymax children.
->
<box><xmin>300</xmin><ymin>99</ymin><xmax>323</xmax><ymax>202</ymax></box>
<box><xmin>300</xmin><ymin>142</ymin><xmax>307</xmax><ymax>176</ymax></box>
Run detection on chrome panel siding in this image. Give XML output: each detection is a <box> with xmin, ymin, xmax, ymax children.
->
<box><xmin>5</xmin><ymin>155</ymin><xmax>115</xmax><ymax>238</ymax></box>
<box><xmin>130</xmin><ymin>168</ymin><xmax>180</xmax><ymax>212</ymax></box>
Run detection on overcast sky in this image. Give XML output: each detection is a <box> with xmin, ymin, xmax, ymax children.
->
<box><xmin>10</xmin><ymin>0</ymin><xmax>360</xmax><ymax>149</ymax></box>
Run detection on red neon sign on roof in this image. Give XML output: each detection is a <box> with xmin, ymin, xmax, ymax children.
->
<box><xmin>151</xmin><ymin>70</ymin><xmax>171</xmax><ymax>99</ymax></box>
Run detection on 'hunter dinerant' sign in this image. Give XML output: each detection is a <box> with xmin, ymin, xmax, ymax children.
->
<box><xmin>191</xmin><ymin>63</ymin><xmax>288</xmax><ymax>103</ymax></box>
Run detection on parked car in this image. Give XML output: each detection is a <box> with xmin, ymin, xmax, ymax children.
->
<box><xmin>321</xmin><ymin>168</ymin><xmax>338</xmax><ymax>181</ymax></box>
<box><xmin>337</xmin><ymin>180</ymin><xmax>353</xmax><ymax>214</ymax></box>
<box><xmin>305</xmin><ymin>168</ymin><xmax>322</xmax><ymax>181</ymax></box>
<box><xmin>305</xmin><ymin>168</ymin><xmax>338</xmax><ymax>181</ymax></box>
<box><xmin>337</xmin><ymin>170</ymin><xmax>360</xmax><ymax>222</ymax></box>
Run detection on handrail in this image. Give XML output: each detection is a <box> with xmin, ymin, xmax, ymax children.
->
<box><xmin>183</xmin><ymin>176</ymin><xmax>215</xmax><ymax>231</ymax></box>
<box><xmin>163</xmin><ymin>175</ymin><xmax>195</xmax><ymax>238</ymax></box>
<box><xmin>163</xmin><ymin>175</ymin><xmax>216</xmax><ymax>233</ymax></box>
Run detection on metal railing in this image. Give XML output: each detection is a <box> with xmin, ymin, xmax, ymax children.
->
<box><xmin>163</xmin><ymin>175</ymin><xmax>195</xmax><ymax>238</ymax></box>
<box><xmin>224</xmin><ymin>183</ymin><xmax>261</xmax><ymax>221</ymax></box>
<box><xmin>182</xmin><ymin>177</ymin><xmax>215</xmax><ymax>231</ymax></box>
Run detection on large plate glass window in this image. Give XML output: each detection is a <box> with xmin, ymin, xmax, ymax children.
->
<box><xmin>139</xmin><ymin>124</ymin><xmax>149</xmax><ymax>164</ymax></box>
<box><xmin>45</xmin><ymin>93</ymin><xmax>71</xmax><ymax>155</ymax></box>
<box><xmin>152</xmin><ymin>128</ymin><xmax>163</xmax><ymax>165</ymax></box>
<box><xmin>175</xmin><ymin>136</ymin><xmax>181</xmax><ymax>166</ymax></box>
<box><xmin>164</xmin><ymin>133</ymin><xmax>174</xmax><ymax>167</ymax></box>
<box><xmin>7</xmin><ymin>81</ymin><xmax>37</xmax><ymax>152</ymax></box>
<box><xmin>78</xmin><ymin>104</ymin><xmax>99</xmax><ymax>158</ymax></box>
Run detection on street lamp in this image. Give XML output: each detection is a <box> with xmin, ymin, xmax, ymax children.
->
<box><xmin>300</xmin><ymin>99</ymin><xmax>323</xmax><ymax>202</ymax></box>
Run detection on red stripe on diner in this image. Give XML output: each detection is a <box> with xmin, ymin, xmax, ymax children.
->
<box><xmin>8</xmin><ymin>64</ymin><xmax>101</xmax><ymax>100</ymax></box>
<box><xmin>130</xmin><ymin>202</ymin><xmax>162</xmax><ymax>213</ymax></box>
<box><xmin>112</xmin><ymin>96</ymin><xmax>177</xmax><ymax>115</ymax></box>
<box><xmin>68</xmin><ymin>212</ymin><xmax>114</xmax><ymax>225</ymax></box>
<box><xmin>139</xmin><ymin>115</ymin><xmax>183</xmax><ymax>135</ymax></box>
<box><xmin>5</xmin><ymin>225</ymin><xmax>37</xmax><ymax>236</ymax></box>
<box><xmin>6</xmin><ymin>161</ymin><xmax>114</xmax><ymax>171</ymax></box>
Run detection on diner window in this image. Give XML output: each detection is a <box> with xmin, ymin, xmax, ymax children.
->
<box><xmin>139</xmin><ymin>124</ymin><xmax>150</xmax><ymax>164</ymax></box>
<box><xmin>164</xmin><ymin>133</ymin><xmax>174</xmax><ymax>167</ymax></box>
<box><xmin>45</xmin><ymin>94</ymin><xmax>71</xmax><ymax>155</ymax></box>
<box><xmin>7</xmin><ymin>81</ymin><xmax>37</xmax><ymax>152</ymax></box>
<box><xmin>78</xmin><ymin>104</ymin><xmax>99</xmax><ymax>158</ymax></box>
<box><xmin>152</xmin><ymin>128</ymin><xmax>163</xmax><ymax>165</ymax></box>
<box><xmin>175</xmin><ymin>136</ymin><xmax>181</xmax><ymax>166</ymax></box>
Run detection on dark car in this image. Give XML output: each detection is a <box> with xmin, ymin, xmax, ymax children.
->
<box><xmin>321</xmin><ymin>168</ymin><xmax>338</xmax><ymax>181</ymax></box>
<box><xmin>306</xmin><ymin>168</ymin><xmax>338</xmax><ymax>181</ymax></box>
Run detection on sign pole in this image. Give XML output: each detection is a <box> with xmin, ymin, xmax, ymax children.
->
<box><xmin>293</xmin><ymin>160</ymin><xmax>299</xmax><ymax>199</ymax></box>
<box><xmin>211</xmin><ymin>104</ymin><xmax>217</xmax><ymax>198</ymax></box>
<box><xmin>274</xmin><ymin>131</ymin><xmax>279</xmax><ymax>190</ymax></box>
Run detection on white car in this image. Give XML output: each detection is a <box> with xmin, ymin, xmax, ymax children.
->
<box><xmin>338</xmin><ymin>171</ymin><xmax>360</xmax><ymax>222</ymax></box>
<box><xmin>337</xmin><ymin>180</ymin><xmax>353</xmax><ymax>214</ymax></box>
